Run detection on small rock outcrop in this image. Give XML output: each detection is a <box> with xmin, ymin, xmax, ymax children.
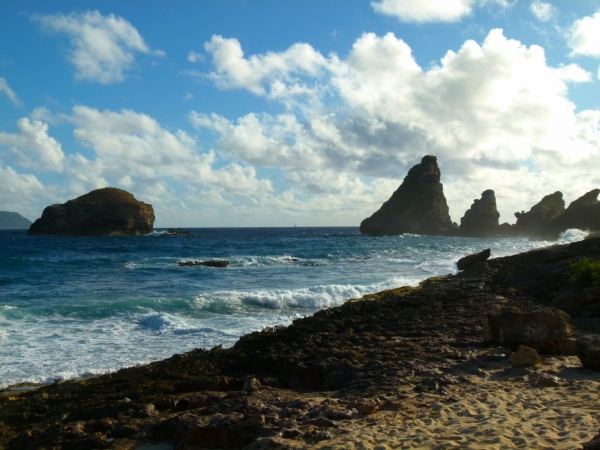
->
<box><xmin>457</xmin><ymin>249</ymin><xmax>491</xmax><ymax>271</ymax></box>
<box><xmin>178</xmin><ymin>260</ymin><xmax>229</xmax><ymax>268</ymax></box>
<box><xmin>548</xmin><ymin>189</ymin><xmax>600</xmax><ymax>238</ymax></box>
<box><xmin>509</xmin><ymin>345</ymin><xmax>541</xmax><ymax>367</ymax></box>
<box><xmin>28</xmin><ymin>188</ymin><xmax>154</xmax><ymax>236</ymax></box>
<box><xmin>459</xmin><ymin>190</ymin><xmax>500</xmax><ymax>237</ymax></box>
<box><xmin>0</xmin><ymin>211</ymin><xmax>31</xmax><ymax>229</ymax></box>
<box><xmin>576</xmin><ymin>335</ymin><xmax>600</xmax><ymax>371</ymax></box>
<box><xmin>486</xmin><ymin>305</ymin><xmax>574</xmax><ymax>354</ymax></box>
<box><xmin>360</xmin><ymin>156</ymin><xmax>453</xmax><ymax>236</ymax></box>
<box><xmin>513</xmin><ymin>191</ymin><xmax>565</xmax><ymax>238</ymax></box>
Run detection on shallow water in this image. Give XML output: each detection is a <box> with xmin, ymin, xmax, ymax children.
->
<box><xmin>0</xmin><ymin>227</ymin><xmax>586</xmax><ymax>388</ymax></box>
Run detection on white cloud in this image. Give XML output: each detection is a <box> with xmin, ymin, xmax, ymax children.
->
<box><xmin>530</xmin><ymin>1</ymin><xmax>556</xmax><ymax>22</ymax></box>
<box><xmin>371</xmin><ymin>0</ymin><xmax>474</xmax><ymax>23</ymax></box>
<box><xmin>68</xmin><ymin>106</ymin><xmax>272</xmax><ymax>198</ymax></box>
<box><xmin>0</xmin><ymin>118</ymin><xmax>64</xmax><ymax>171</ymax></box>
<box><xmin>568</xmin><ymin>11</ymin><xmax>600</xmax><ymax>58</ymax></box>
<box><xmin>33</xmin><ymin>11</ymin><xmax>164</xmax><ymax>84</ymax></box>
<box><xmin>194</xmin><ymin>29</ymin><xmax>600</xmax><ymax>223</ymax></box>
<box><xmin>0</xmin><ymin>78</ymin><xmax>22</xmax><ymax>107</ymax></box>
<box><xmin>188</xmin><ymin>51</ymin><xmax>205</xmax><ymax>63</ymax></box>
<box><xmin>203</xmin><ymin>35</ymin><xmax>328</xmax><ymax>96</ymax></box>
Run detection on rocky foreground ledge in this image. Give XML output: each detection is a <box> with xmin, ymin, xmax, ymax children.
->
<box><xmin>2</xmin><ymin>239</ymin><xmax>600</xmax><ymax>449</ymax></box>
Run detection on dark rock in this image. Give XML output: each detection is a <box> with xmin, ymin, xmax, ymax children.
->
<box><xmin>28</xmin><ymin>188</ymin><xmax>154</xmax><ymax>236</ymax></box>
<box><xmin>548</xmin><ymin>189</ymin><xmax>600</xmax><ymax>238</ymax></box>
<box><xmin>0</xmin><ymin>211</ymin><xmax>31</xmax><ymax>230</ymax></box>
<box><xmin>513</xmin><ymin>191</ymin><xmax>565</xmax><ymax>238</ymax></box>
<box><xmin>457</xmin><ymin>249</ymin><xmax>491</xmax><ymax>271</ymax></box>
<box><xmin>486</xmin><ymin>305</ymin><xmax>573</xmax><ymax>353</ymax></box>
<box><xmin>549</xmin><ymin>286</ymin><xmax>600</xmax><ymax>318</ymax></box>
<box><xmin>459</xmin><ymin>190</ymin><xmax>500</xmax><ymax>237</ymax></box>
<box><xmin>360</xmin><ymin>155</ymin><xmax>454</xmax><ymax>236</ymax></box>
<box><xmin>178</xmin><ymin>260</ymin><xmax>229</xmax><ymax>268</ymax></box>
<box><xmin>582</xmin><ymin>429</ymin><xmax>600</xmax><ymax>450</ymax></box>
<box><xmin>577</xmin><ymin>335</ymin><xmax>600</xmax><ymax>371</ymax></box>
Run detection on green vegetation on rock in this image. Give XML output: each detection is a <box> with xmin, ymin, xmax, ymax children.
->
<box><xmin>571</xmin><ymin>258</ymin><xmax>600</xmax><ymax>286</ymax></box>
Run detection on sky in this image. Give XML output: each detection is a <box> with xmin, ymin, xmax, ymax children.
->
<box><xmin>0</xmin><ymin>0</ymin><xmax>599</xmax><ymax>228</ymax></box>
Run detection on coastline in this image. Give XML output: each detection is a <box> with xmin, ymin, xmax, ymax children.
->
<box><xmin>1</xmin><ymin>237</ymin><xmax>600</xmax><ymax>449</ymax></box>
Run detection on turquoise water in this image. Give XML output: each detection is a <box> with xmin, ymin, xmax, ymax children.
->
<box><xmin>0</xmin><ymin>227</ymin><xmax>585</xmax><ymax>388</ymax></box>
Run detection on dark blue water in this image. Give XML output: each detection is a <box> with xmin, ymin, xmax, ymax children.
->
<box><xmin>0</xmin><ymin>227</ymin><xmax>584</xmax><ymax>388</ymax></box>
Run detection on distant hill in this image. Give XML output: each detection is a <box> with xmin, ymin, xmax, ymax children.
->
<box><xmin>0</xmin><ymin>211</ymin><xmax>32</xmax><ymax>229</ymax></box>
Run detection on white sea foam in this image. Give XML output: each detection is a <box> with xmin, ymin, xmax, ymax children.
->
<box><xmin>197</xmin><ymin>276</ymin><xmax>419</xmax><ymax>310</ymax></box>
<box><xmin>558</xmin><ymin>228</ymin><xmax>588</xmax><ymax>243</ymax></box>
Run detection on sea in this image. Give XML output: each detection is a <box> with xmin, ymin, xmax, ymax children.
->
<box><xmin>0</xmin><ymin>227</ymin><xmax>587</xmax><ymax>389</ymax></box>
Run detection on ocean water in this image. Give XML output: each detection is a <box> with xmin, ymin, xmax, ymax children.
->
<box><xmin>0</xmin><ymin>227</ymin><xmax>587</xmax><ymax>389</ymax></box>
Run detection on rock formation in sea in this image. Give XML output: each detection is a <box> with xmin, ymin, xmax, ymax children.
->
<box><xmin>0</xmin><ymin>211</ymin><xmax>31</xmax><ymax>229</ymax></box>
<box><xmin>547</xmin><ymin>189</ymin><xmax>600</xmax><ymax>238</ymax></box>
<box><xmin>513</xmin><ymin>191</ymin><xmax>565</xmax><ymax>238</ymax></box>
<box><xmin>28</xmin><ymin>188</ymin><xmax>155</xmax><ymax>236</ymax></box>
<box><xmin>360</xmin><ymin>155</ymin><xmax>454</xmax><ymax>236</ymax></box>
<box><xmin>459</xmin><ymin>190</ymin><xmax>500</xmax><ymax>237</ymax></box>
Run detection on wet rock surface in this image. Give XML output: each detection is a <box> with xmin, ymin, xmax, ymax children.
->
<box><xmin>2</xmin><ymin>237</ymin><xmax>600</xmax><ymax>449</ymax></box>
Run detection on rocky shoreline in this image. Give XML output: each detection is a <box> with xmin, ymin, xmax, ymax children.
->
<box><xmin>1</xmin><ymin>237</ymin><xmax>600</xmax><ymax>449</ymax></box>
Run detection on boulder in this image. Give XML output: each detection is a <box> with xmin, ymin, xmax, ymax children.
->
<box><xmin>513</xmin><ymin>191</ymin><xmax>565</xmax><ymax>238</ymax></box>
<box><xmin>28</xmin><ymin>188</ymin><xmax>154</xmax><ymax>236</ymax></box>
<box><xmin>0</xmin><ymin>211</ymin><xmax>31</xmax><ymax>230</ymax></box>
<box><xmin>360</xmin><ymin>156</ymin><xmax>454</xmax><ymax>236</ymax></box>
<box><xmin>459</xmin><ymin>190</ymin><xmax>500</xmax><ymax>237</ymax></box>
<box><xmin>178</xmin><ymin>260</ymin><xmax>229</xmax><ymax>268</ymax></box>
<box><xmin>509</xmin><ymin>345</ymin><xmax>541</xmax><ymax>367</ymax></box>
<box><xmin>576</xmin><ymin>335</ymin><xmax>600</xmax><ymax>371</ymax></box>
<box><xmin>457</xmin><ymin>249</ymin><xmax>491</xmax><ymax>271</ymax></box>
<box><xmin>486</xmin><ymin>305</ymin><xmax>573</xmax><ymax>353</ymax></box>
<box><xmin>548</xmin><ymin>189</ymin><xmax>600</xmax><ymax>237</ymax></box>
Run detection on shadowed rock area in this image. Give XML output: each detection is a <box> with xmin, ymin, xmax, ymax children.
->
<box><xmin>28</xmin><ymin>188</ymin><xmax>155</xmax><ymax>236</ymax></box>
<box><xmin>360</xmin><ymin>156</ymin><xmax>454</xmax><ymax>236</ymax></box>
<box><xmin>2</xmin><ymin>237</ymin><xmax>600</xmax><ymax>449</ymax></box>
<box><xmin>459</xmin><ymin>190</ymin><xmax>500</xmax><ymax>237</ymax></box>
<box><xmin>512</xmin><ymin>191</ymin><xmax>565</xmax><ymax>238</ymax></box>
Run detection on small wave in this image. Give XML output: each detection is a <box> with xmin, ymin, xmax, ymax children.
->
<box><xmin>137</xmin><ymin>312</ymin><xmax>234</xmax><ymax>336</ymax></box>
<box><xmin>206</xmin><ymin>276</ymin><xmax>419</xmax><ymax>310</ymax></box>
<box><xmin>558</xmin><ymin>229</ymin><xmax>588</xmax><ymax>243</ymax></box>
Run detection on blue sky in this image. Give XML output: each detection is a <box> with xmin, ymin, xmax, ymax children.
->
<box><xmin>0</xmin><ymin>0</ymin><xmax>599</xmax><ymax>227</ymax></box>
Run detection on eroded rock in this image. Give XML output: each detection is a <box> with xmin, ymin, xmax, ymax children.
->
<box><xmin>360</xmin><ymin>155</ymin><xmax>454</xmax><ymax>236</ymax></box>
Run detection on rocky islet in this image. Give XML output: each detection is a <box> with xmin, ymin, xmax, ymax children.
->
<box><xmin>27</xmin><ymin>188</ymin><xmax>155</xmax><ymax>236</ymax></box>
<box><xmin>360</xmin><ymin>156</ymin><xmax>600</xmax><ymax>239</ymax></box>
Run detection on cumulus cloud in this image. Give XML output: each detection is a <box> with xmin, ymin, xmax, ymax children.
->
<box><xmin>0</xmin><ymin>78</ymin><xmax>22</xmax><ymax>107</ymax></box>
<box><xmin>0</xmin><ymin>118</ymin><xmax>64</xmax><ymax>171</ymax></box>
<box><xmin>68</xmin><ymin>106</ymin><xmax>272</xmax><ymax>197</ymax></box>
<box><xmin>195</xmin><ymin>29</ymin><xmax>599</xmax><ymax>223</ymax></box>
<box><xmin>33</xmin><ymin>11</ymin><xmax>164</xmax><ymax>84</ymax></box>
<box><xmin>203</xmin><ymin>35</ymin><xmax>328</xmax><ymax>96</ymax></box>
<box><xmin>371</xmin><ymin>0</ymin><xmax>474</xmax><ymax>23</ymax></box>
<box><xmin>530</xmin><ymin>1</ymin><xmax>556</xmax><ymax>22</ymax></box>
<box><xmin>568</xmin><ymin>11</ymin><xmax>600</xmax><ymax>58</ymax></box>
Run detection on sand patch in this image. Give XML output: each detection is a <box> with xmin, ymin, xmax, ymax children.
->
<box><xmin>315</xmin><ymin>358</ymin><xmax>600</xmax><ymax>449</ymax></box>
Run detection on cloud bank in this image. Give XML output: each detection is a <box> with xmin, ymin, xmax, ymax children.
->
<box><xmin>191</xmin><ymin>29</ymin><xmax>599</xmax><ymax>223</ymax></box>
